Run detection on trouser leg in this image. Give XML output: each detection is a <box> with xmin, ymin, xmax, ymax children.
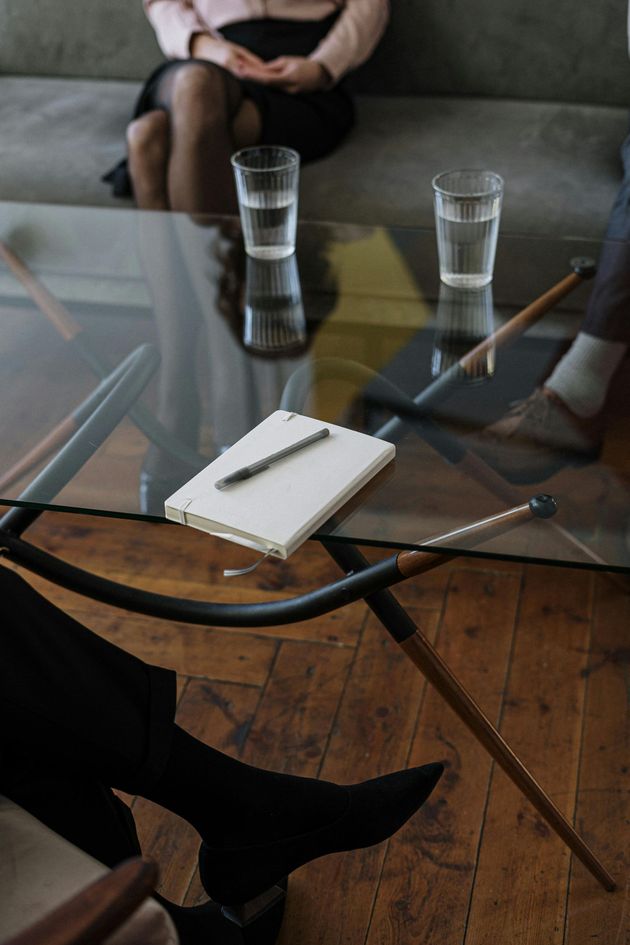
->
<box><xmin>581</xmin><ymin>129</ymin><xmax>630</xmax><ymax>343</ymax></box>
<box><xmin>0</xmin><ymin>747</ymin><xmax>141</xmax><ymax>868</ymax></box>
<box><xmin>0</xmin><ymin>566</ymin><xmax>176</xmax><ymax>796</ymax></box>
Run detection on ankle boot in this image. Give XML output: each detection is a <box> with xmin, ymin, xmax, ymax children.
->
<box><xmin>198</xmin><ymin>762</ymin><xmax>444</xmax><ymax>906</ymax></box>
<box><xmin>155</xmin><ymin>881</ymin><xmax>287</xmax><ymax>945</ymax></box>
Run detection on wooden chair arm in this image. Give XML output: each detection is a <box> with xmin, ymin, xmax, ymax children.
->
<box><xmin>1</xmin><ymin>857</ymin><xmax>159</xmax><ymax>945</ymax></box>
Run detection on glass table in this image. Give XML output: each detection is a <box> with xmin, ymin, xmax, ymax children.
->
<box><xmin>0</xmin><ymin>200</ymin><xmax>628</xmax><ymax>893</ymax></box>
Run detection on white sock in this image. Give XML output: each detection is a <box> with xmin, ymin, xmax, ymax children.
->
<box><xmin>545</xmin><ymin>332</ymin><xmax>627</xmax><ymax>418</ymax></box>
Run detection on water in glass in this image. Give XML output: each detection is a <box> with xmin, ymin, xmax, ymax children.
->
<box><xmin>435</xmin><ymin>197</ymin><xmax>501</xmax><ymax>288</ymax></box>
<box><xmin>240</xmin><ymin>189</ymin><xmax>297</xmax><ymax>260</ymax></box>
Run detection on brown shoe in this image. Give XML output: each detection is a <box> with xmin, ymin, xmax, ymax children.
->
<box><xmin>467</xmin><ymin>387</ymin><xmax>604</xmax><ymax>483</ymax></box>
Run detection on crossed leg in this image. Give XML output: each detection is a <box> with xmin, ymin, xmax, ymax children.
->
<box><xmin>127</xmin><ymin>61</ymin><xmax>262</xmax><ymax>213</ymax></box>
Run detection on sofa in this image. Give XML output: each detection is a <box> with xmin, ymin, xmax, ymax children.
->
<box><xmin>0</xmin><ymin>1</ymin><xmax>628</xmax><ymax>239</ymax></box>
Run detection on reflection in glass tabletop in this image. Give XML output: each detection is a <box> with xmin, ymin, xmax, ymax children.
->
<box><xmin>0</xmin><ymin>201</ymin><xmax>628</xmax><ymax>572</ymax></box>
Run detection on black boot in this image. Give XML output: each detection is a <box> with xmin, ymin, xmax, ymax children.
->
<box><xmin>197</xmin><ymin>763</ymin><xmax>444</xmax><ymax>905</ymax></box>
<box><xmin>143</xmin><ymin>728</ymin><xmax>443</xmax><ymax>907</ymax></box>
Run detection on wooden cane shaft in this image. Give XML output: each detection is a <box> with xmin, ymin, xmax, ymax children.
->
<box><xmin>0</xmin><ymin>241</ymin><xmax>82</xmax><ymax>341</ymax></box>
<box><xmin>400</xmin><ymin>631</ymin><xmax>616</xmax><ymax>891</ymax></box>
<box><xmin>459</xmin><ymin>271</ymin><xmax>582</xmax><ymax>374</ymax></box>
<box><xmin>394</xmin><ymin>551</ymin><xmax>447</xmax><ymax>579</ymax></box>
<box><xmin>456</xmin><ymin>451</ymin><xmax>615</xmax><ymax>573</ymax></box>
<box><xmin>397</xmin><ymin>502</ymin><xmax>532</xmax><ymax>579</ymax></box>
<box><xmin>0</xmin><ymin>416</ymin><xmax>78</xmax><ymax>493</ymax></box>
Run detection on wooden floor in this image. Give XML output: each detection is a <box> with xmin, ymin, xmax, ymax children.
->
<box><xmin>10</xmin><ymin>508</ymin><xmax>628</xmax><ymax>945</ymax></box>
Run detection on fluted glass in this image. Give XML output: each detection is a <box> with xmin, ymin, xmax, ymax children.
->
<box><xmin>432</xmin><ymin>169</ymin><xmax>504</xmax><ymax>288</ymax></box>
<box><xmin>231</xmin><ymin>146</ymin><xmax>300</xmax><ymax>260</ymax></box>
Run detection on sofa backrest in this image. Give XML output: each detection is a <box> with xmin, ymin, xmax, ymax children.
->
<box><xmin>353</xmin><ymin>0</ymin><xmax>630</xmax><ymax>107</ymax></box>
<box><xmin>0</xmin><ymin>0</ymin><xmax>163</xmax><ymax>82</ymax></box>
<box><xmin>0</xmin><ymin>0</ymin><xmax>627</xmax><ymax>107</ymax></box>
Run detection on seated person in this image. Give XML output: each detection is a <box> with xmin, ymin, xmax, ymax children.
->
<box><xmin>105</xmin><ymin>0</ymin><xmax>389</xmax><ymax>211</ymax></box>
<box><xmin>471</xmin><ymin>132</ymin><xmax>630</xmax><ymax>483</ymax></box>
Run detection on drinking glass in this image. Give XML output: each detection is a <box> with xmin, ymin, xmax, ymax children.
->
<box><xmin>243</xmin><ymin>255</ymin><xmax>306</xmax><ymax>355</ymax></box>
<box><xmin>231</xmin><ymin>146</ymin><xmax>300</xmax><ymax>260</ymax></box>
<box><xmin>432</xmin><ymin>169</ymin><xmax>504</xmax><ymax>288</ymax></box>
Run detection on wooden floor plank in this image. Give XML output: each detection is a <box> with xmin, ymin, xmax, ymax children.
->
<box><xmin>367</xmin><ymin>567</ymin><xmax>522</xmax><ymax>945</ymax></box>
<box><xmin>22</xmin><ymin>513</ymin><xmax>368</xmax><ymax>646</ymax></box>
<box><xmin>240</xmin><ymin>638</ymin><xmax>360</xmax><ymax>773</ymax></box>
<box><xmin>564</xmin><ymin>575</ymin><xmax>630</xmax><ymax>945</ymax></box>
<box><xmin>26</xmin><ymin>511</ymin><xmax>344</xmax><ymax>593</ymax></box>
<box><xmin>20</xmin><ymin>565</ymin><xmax>366</xmax><ymax>647</ymax></box>
<box><xmin>464</xmin><ymin>566</ymin><xmax>593</xmax><ymax>945</ymax></box>
<box><xmin>280</xmin><ymin>606</ymin><xmax>439</xmax><ymax>945</ymax></box>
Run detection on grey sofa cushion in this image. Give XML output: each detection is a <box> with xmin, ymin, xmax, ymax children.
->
<box><xmin>0</xmin><ymin>76</ymin><xmax>626</xmax><ymax>238</ymax></box>
<box><xmin>302</xmin><ymin>96</ymin><xmax>629</xmax><ymax>238</ymax></box>
<box><xmin>0</xmin><ymin>76</ymin><xmax>134</xmax><ymax>207</ymax></box>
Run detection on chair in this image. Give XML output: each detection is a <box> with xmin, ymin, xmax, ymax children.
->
<box><xmin>0</xmin><ymin>796</ymin><xmax>177</xmax><ymax>945</ymax></box>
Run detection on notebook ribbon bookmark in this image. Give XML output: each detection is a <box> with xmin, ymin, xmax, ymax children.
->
<box><xmin>224</xmin><ymin>549</ymin><xmax>277</xmax><ymax>578</ymax></box>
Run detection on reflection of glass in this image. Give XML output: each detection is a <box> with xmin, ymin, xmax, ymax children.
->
<box><xmin>244</xmin><ymin>254</ymin><xmax>307</xmax><ymax>355</ymax></box>
<box><xmin>431</xmin><ymin>283</ymin><xmax>495</xmax><ymax>381</ymax></box>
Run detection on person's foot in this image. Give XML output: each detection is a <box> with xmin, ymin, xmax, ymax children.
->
<box><xmin>197</xmin><ymin>762</ymin><xmax>444</xmax><ymax>906</ymax></box>
<box><xmin>467</xmin><ymin>386</ymin><xmax>604</xmax><ymax>483</ymax></box>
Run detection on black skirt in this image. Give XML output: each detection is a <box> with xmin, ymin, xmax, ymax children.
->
<box><xmin>104</xmin><ymin>14</ymin><xmax>355</xmax><ymax>198</ymax></box>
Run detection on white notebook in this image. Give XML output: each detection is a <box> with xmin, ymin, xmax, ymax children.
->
<box><xmin>164</xmin><ymin>410</ymin><xmax>395</xmax><ymax>559</ymax></box>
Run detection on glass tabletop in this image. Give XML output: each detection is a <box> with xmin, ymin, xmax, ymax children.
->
<box><xmin>0</xmin><ymin>200</ymin><xmax>628</xmax><ymax>571</ymax></box>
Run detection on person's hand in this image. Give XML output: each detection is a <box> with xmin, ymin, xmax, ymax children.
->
<box><xmin>238</xmin><ymin>56</ymin><xmax>330</xmax><ymax>93</ymax></box>
<box><xmin>190</xmin><ymin>33</ymin><xmax>265</xmax><ymax>77</ymax></box>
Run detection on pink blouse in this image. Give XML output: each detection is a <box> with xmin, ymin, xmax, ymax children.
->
<box><xmin>143</xmin><ymin>1</ymin><xmax>389</xmax><ymax>83</ymax></box>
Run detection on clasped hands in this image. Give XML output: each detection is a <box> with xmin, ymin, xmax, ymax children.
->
<box><xmin>191</xmin><ymin>34</ymin><xmax>330</xmax><ymax>93</ymax></box>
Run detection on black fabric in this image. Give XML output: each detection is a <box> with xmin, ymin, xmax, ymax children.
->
<box><xmin>146</xmin><ymin>724</ymin><xmax>348</xmax><ymax>850</ymax></box>
<box><xmin>0</xmin><ymin>566</ymin><xmax>176</xmax><ymax>795</ymax></box>
<box><xmin>103</xmin><ymin>14</ymin><xmax>354</xmax><ymax>198</ymax></box>
<box><xmin>1</xmin><ymin>754</ymin><xmax>142</xmax><ymax>868</ymax></box>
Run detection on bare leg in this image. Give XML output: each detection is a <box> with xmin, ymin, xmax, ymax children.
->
<box><xmin>126</xmin><ymin>109</ymin><xmax>170</xmax><ymax>210</ymax></box>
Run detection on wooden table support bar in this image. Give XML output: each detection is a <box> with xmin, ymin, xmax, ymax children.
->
<box><xmin>458</xmin><ymin>264</ymin><xmax>592</xmax><ymax>376</ymax></box>
<box><xmin>0</xmin><ymin>240</ymin><xmax>82</xmax><ymax>342</ymax></box>
<box><xmin>0</xmin><ymin>345</ymin><xmax>159</xmax><ymax>494</ymax></box>
<box><xmin>0</xmin><ymin>239</ymin><xmax>205</xmax><ymax>473</ymax></box>
<box><xmin>399</xmin><ymin>629</ymin><xmax>616</xmax><ymax>891</ymax></box>
<box><xmin>378</xmin><ymin>257</ymin><xmax>596</xmax><ymax>434</ymax></box>
<box><xmin>323</xmin><ymin>490</ymin><xmax>616</xmax><ymax>893</ymax></box>
<box><xmin>395</xmin><ymin>498</ymin><xmax>554</xmax><ymax>579</ymax></box>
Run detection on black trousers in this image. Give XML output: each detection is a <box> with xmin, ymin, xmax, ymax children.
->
<box><xmin>0</xmin><ymin>565</ymin><xmax>176</xmax><ymax>867</ymax></box>
<box><xmin>582</xmin><ymin>128</ymin><xmax>630</xmax><ymax>344</ymax></box>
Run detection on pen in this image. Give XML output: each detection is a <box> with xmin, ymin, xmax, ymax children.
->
<box><xmin>214</xmin><ymin>427</ymin><xmax>330</xmax><ymax>490</ymax></box>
